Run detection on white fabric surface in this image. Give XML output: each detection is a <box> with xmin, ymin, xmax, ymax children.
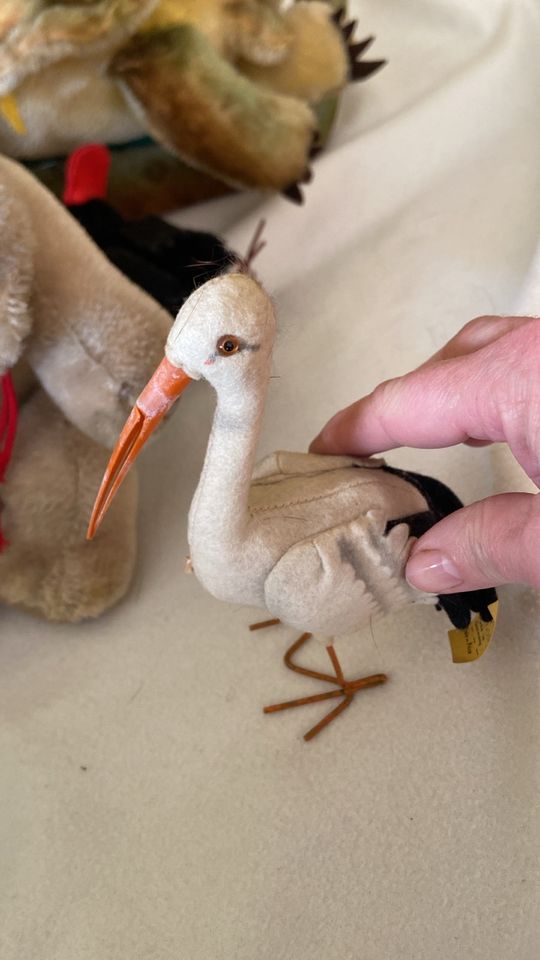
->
<box><xmin>1</xmin><ymin>1</ymin><xmax>539</xmax><ymax>957</ymax></box>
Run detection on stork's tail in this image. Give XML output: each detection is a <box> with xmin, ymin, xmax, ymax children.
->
<box><xmin>382</xmin><ymin>465</ymin><xmax>497</xmax><ymax>630</ymax></box>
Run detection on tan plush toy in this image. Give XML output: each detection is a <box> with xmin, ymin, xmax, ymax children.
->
<box><xmin>0</xmin><ymin>1</ymin><xmax>385</xmax><ymax>214</ymax></box>
<box><xmin>0</xmin><ymin>154</ymin><xmax>174</xmax><ymax>621</ymax></box>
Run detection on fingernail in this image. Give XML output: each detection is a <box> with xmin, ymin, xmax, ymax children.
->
<box><xmin>406</xmin><ymin>549</ymin><xmax>463</xmax><ymax>592</ymax></box>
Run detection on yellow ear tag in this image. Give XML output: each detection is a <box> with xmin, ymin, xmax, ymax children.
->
<box><xmin>0</xmin><ymin>94</ymin><xmax>27</xmax><ymax>135</ymax></box>
<box><xmin>448</xmin><ymin>600</ymin><xmax>499</xmax><ymax>663</ymax></box>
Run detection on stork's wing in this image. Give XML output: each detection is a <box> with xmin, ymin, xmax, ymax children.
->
<box><xmin>252</xmin><ymin>450</ymin><xmax>383</xmax><ymax>483</ymax></box>
<box><xmin>263</xmin><ymin>511</ymin><xmax>419</xmax><ymax>638</ymax></box>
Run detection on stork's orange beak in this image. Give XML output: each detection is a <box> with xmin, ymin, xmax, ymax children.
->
<box><xmin>87</xmin><ymin>356</ymin><xmax>192</xmax><ymax>540</ymax></box>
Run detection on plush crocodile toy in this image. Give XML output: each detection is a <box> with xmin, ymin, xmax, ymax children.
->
<box><xmin>0</xmin><ymin>1</ymin><xmax>385</xmax><ymax>214</ymax></box>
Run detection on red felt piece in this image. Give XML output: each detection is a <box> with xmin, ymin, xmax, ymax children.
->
<box><xmin>63</xmin><ymin>144</ymin><xmax>111</xmax><ymax>206</ymax></box>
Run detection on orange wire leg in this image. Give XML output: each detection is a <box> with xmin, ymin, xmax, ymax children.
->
<box><xmin>264</xmin><ymin>634</ymin><xmax>388</xmax><ymax>741</ymax></box>
<box><xmin>249</xmin><ymin>618</ymin><xmax>281</xmax><ymax>632</ymax></box>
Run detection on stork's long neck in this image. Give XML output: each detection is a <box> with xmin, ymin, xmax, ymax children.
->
<box><xmin>188</xmin><ymin>364</ymin><xmax>269</xmax><ymax>556</ymax></box>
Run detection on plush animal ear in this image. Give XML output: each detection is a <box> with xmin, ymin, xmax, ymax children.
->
<box><xmin>0</xmin><ymin>185</ymin><xmax>33</xmax><ymax>376</ymax></box>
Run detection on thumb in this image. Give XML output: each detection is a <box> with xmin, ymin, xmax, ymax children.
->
<box><xmin>406</xmin><ymin>493</ymin><xmax>540</xmax><ymax>593</ymax></box>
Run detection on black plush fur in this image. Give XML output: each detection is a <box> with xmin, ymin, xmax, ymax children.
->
<box><xmin>66</xmin><ymin>199</ymin><xmax>233</xmax><ymax>316</ymax></box>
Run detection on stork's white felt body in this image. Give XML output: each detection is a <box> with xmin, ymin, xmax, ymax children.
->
<box><xmin>157</xmin><ymin>274</ymin><xmax>434</xmax><ymax>634</ymax></box>
<box><xmin>192</xmin><ymin>449</ymin><xmax>430</xmax><ymax>633</ymax></box>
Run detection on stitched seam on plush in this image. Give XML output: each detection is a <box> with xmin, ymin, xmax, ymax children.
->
<box><xmin>249</xmin><ymin>478</ymin><xmax>384</xmax><ymax>514</ymax></box>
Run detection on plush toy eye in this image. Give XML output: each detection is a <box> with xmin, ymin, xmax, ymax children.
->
<box><xmin>217</xmin><ymin>335</ymin><xmax>240</xmax><ymax>356</ymax></box>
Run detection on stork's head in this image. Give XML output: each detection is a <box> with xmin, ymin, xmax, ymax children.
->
<box><xmin>165</xmin><ymin>272</ymin><xmax>276</xmax><ymax>388</ymax></box>
<box><xmin>87</xmin><ymin>272</ymin><xmax>276</xmax><ymax>539</ymax></box>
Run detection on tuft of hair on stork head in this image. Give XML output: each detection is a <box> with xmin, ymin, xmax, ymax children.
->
<box><xmin>87</xmin><ymin>271</ymin><xmax>276</xmax><ymax>539</ymax></box>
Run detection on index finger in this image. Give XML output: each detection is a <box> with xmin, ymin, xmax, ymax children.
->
<box><xmin>310</xmin><ymin>322</ymin><xmax>539</xmax><ymax>477</ymax></box>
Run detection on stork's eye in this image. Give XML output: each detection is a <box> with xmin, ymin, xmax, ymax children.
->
<box><xmin>217</xmin><ymin>335</ymin><xmax>240</xmax><ymax>356</ymax></box>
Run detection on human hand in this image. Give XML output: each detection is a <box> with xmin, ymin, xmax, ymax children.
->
<box><xmin>310</xmin><ymin>316</ymin><xmax>540</xmax><ymax>594</ymax></box>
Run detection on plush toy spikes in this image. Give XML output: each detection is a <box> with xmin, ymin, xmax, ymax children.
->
<box><xmin>277</xmin><ymin>11</ymin><xmax>386</xmax><ymax>204</ymax></box>
<box><xmin>351</xmin><ymin>57</ymin><xmax>386</xmax><ymax>81</ymax></box>
<box><xmin>332</xmin><ymin>10</ymin><xmax>386</xmax><ymax>83</ymax></box>
<box><xmin>280</xmin><ymin>128</ymin><xmax>322</xmax><ymax>203</ymax></box>
<box><xmin>342</xmin><ymin>19</ymin><xmax>358</xmax><ymax>42</ymax></box>
<box><xmin>349</xmin><ymin>37</ymin><xmax>375</xmax><ymax>58</ymax></box>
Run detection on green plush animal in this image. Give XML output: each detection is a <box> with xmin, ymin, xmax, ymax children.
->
<box><xmin>0</xmin><ymin>1</ymin><xmax>384</xmax><ymax>214</ymax></box>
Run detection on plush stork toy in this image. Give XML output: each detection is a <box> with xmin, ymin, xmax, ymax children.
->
<box><xmin>88</xmin><ymin>272</ymin><xmax>497</xmax><ymax>740</ymax></box>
